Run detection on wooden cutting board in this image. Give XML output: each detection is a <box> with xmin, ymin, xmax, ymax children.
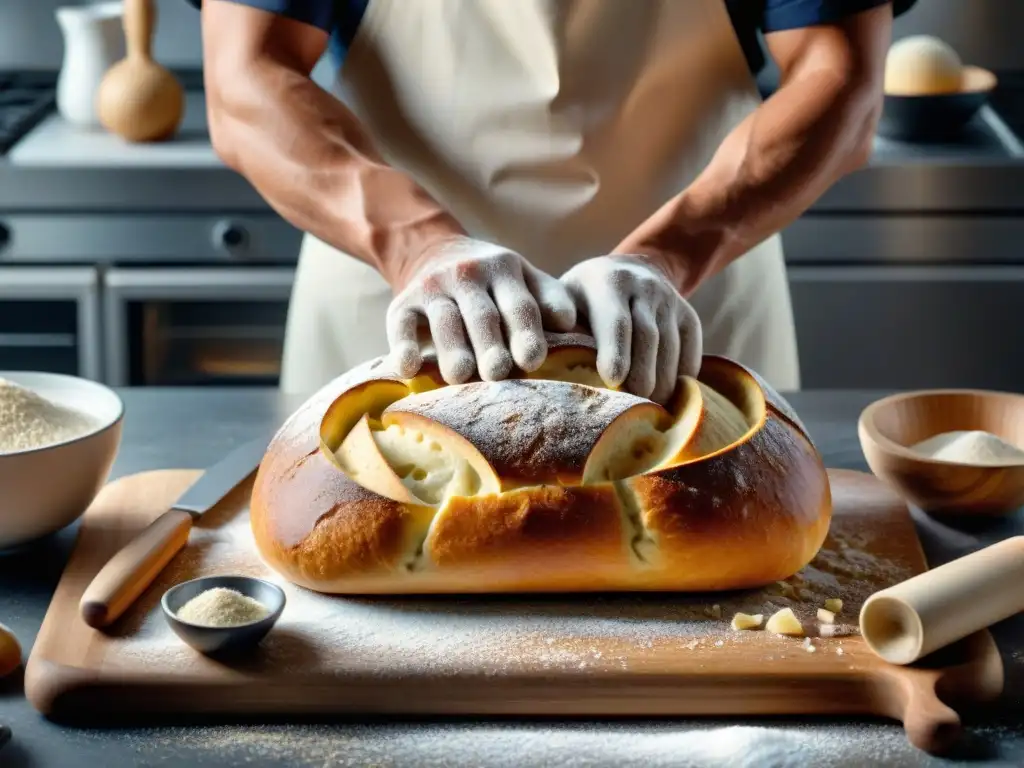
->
<box><xmin>25</xmin><ymin>468</ymin><xmax>1004</xmax><ymax>755</ymax></box>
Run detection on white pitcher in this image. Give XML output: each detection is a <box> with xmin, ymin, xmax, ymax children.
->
<box><xmin>55</xmin><ymin>2</ymin><xmax>126</xmax><ymax>127</ymax></box>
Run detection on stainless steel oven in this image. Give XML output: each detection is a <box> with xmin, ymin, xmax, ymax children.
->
<box><xmin>0</xmin><ymin>266</ymin><xmax>102</xmax><ymax>379</ymax></box>
<box><xmin>103</xmin><ymin>267</ymin><xmax>295</xmax><ymax>387</ymax></box>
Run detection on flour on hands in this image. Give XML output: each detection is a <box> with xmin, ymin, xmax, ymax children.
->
<box><xmin>387</xmin><ymin>237</ymin><xmax>577</xmax><ymax>384</ymax></box>
<box><xmin>561</xmin><ymin>256</ymin><xmax>702</xmax><ymax>403</ymax></box>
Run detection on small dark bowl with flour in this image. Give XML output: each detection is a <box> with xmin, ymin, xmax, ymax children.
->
<box><xmin>162</xmin><ymin>575</ymin><xmax>286</xmax><ymax>656</ymax></box>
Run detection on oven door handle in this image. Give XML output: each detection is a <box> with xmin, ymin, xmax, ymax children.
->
<box><xmin>103</xmin><ymin>267</ymin><xmax>296</xmax><ymax>301</ymax></box>
<box><xmin>0</xmin><ymin>333</ymin><xmax>77</xmax><ymax>347</ymax></box>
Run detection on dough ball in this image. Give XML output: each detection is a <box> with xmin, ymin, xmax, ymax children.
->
<box><xmin>885</xmin><ymin>35</ymin><xmax>963</xmax><ymax>95</ymax></box>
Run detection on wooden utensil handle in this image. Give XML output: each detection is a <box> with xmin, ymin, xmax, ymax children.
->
<box><xmin>79</xmin><ymin>509</ymin><xmax>193</xmax><ymax>629</ymax></box>
<box><xmin>123</xmin><ymin>0</ymin><xmax>156</xmax><ymax>60</ymax></box>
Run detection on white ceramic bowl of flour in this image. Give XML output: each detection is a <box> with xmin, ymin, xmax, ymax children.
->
<box><xmin>0</xmin><ymin>372</ymin><xmax>123</xmax><ymax>548</ymax></box>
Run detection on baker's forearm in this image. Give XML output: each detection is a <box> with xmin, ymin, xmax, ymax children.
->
<box><xmin>618</xmin><ymin>8</ymin><xmax>890</xmax><ymax>294</ymax></box>
<box><xmin>647</xmin><ymin>75</ymin><xmax>877</xmax><ymax>291</ymax></box>
<box><xmin>204</xmin><ymin>23</ymin><xmax>463</xmax><ymax>289</ymax></box>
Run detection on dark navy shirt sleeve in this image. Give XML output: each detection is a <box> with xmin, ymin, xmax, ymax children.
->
<box><xmin>761</xmin><ymin>0</ymin><xmax>895</xmax><ymax>32</ymax></box>
<box><xmin>182</xmin><ymin>0</ymin><xmax>370</xmax><ymax>64</ymax></box>
<box><xmin>182</xmin><ymin>0</ymin><xmax>338</xmax><ymax>34</ymax></box>
<box><xmin>726</xmin><ymin>0</ymin><xmax>916</xmax><ymax>76</ymax></box>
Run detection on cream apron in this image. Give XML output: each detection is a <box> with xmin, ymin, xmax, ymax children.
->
<box><xmin>280</xmin><ymin>0</ymin><xmax>800</xmax><ymax>396</ymax></box>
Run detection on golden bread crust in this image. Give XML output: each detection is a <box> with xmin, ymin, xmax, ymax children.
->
<box><xmin>250</xmin><ymin>333</ymin><xmax>832</xmax><ymax>594</ymax></box>
<box><xmin>250</xmin><ymin>366</ymin><xmax>420</xmax><ymax>588</ymax></box>
<box><xmin>422</xmin><ymin>484</ymin><xmax>632</xmax><ymax>591</ymax></box>
<box><xmin>627</xmin><ymin>413</ymin><xmax>830</xmax><ymax>591</ymax></box>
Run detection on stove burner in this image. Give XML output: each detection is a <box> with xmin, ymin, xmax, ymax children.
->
<box><xmin>0</xmin><ymin>72</ymin><xmax>56</xmax><ymax>156</ymax></box>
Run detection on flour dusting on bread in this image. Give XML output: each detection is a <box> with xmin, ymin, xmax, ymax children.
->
<box><xmin>385</xmin><ymin>380</ymin><xmax>663</xmax><ymax>486</ymax></box>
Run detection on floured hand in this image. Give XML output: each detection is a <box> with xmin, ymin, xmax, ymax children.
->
<box><xmin>561</xmin><ymin>255</ymin><xmax>702</xmax><ymax>403</ymax></box>
<box><xmin>387</xmin><ymin>236</ymin><xmax>577</xmax><ymax>384</ymax></box>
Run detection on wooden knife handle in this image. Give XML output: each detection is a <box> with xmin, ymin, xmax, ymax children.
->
<box><xmin>79</xmin><ymin>509</ymin><xmax>193</xmax><ymax>629</ymax></box>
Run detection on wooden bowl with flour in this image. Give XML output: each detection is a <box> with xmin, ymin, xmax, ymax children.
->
<box><xmin>859</xmin><ymin>389</ymin><xmax>1024</xmax><ymax>517</ymax></box>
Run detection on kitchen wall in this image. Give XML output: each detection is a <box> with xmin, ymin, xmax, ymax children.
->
<box><xmin>5</xmin><ymin>0</ymin><xmax>1024</xmax><ymax>73</ymax></box>
<box><xmin>892</xmin><ymin>0</ymin><xmax>1024</xmax><ymax>72</ymax></box>
<box><xmin>0</xmin><ymin>0</ymin><xmax>201</xmax><ymax>71</ymax></box>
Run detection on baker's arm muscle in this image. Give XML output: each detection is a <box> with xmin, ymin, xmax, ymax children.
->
<box><xmin>200</xmin><ymin>1</ymin><xmax>464</xmax><ymax>288</ymax></box>
<box><xmin>617</xmin><ymin>4</ymin><xmax>891</xmax><ymax>294</ymax></box>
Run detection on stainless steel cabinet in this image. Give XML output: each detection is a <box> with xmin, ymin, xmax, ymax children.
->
<box><xmin>0</xmin><ymin>266</ymin><xmax>101</xmax><ymax>379</ymax></box>
<box><xmin>788</xmin><ymin>266</ymin><xmax>1024</xmax><ymax>391</ymax></box>
<box><xmin>103</xmin><ymin>267</ymin><xmax>295</xmax><ymax>387</ymax></box>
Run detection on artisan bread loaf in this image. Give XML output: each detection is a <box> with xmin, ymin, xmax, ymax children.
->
<box><xmin>250</xmin><ymin>333</ymin><xmax>831</xmax><ymax>593</ymax></box>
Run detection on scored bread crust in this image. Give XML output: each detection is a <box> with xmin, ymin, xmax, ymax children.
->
<box><xmin>250</xmin><ymin>334</ymin><xmax>832</xmax><ymax>593</ymax></box>
<box><xmin>384</xmin><ymin>379</ymin><xmax>666</xmax><ymax>487</ymax></box>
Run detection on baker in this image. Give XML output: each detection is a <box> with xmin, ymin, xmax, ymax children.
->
<box><xmin>189</xmin><ymin>0</ymin><xmax>914</xmax><ymax>402</ymax></box>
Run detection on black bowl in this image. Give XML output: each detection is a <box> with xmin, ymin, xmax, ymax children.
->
<box><xmin>878</xmin><ymin>66</ymin><xmax>997</xmax><ymax>142</ymax></box>
<box><xmin>161</xmin><ymin>575</ymin><xmax>286</xmax><ymax>656</ymax></box>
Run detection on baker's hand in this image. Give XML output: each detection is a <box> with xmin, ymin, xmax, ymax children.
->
<box><xmin>560</xmin><ymin>255</ymin><xmax>702</xmax><ymax>404</ymax></box>
<box><xmin>387</xmin><ymin>236</ymin><xmax>577</xmax><ymax>384</ymax></box>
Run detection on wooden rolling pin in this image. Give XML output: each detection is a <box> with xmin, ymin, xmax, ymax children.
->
<box><xmin>860</xmin><ymin>536</ymin><xmax>1024</xmax><ymax>665</ymax></box>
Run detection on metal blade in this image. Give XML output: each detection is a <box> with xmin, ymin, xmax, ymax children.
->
<box><xmin>171</xmin><ymin>433</ymin><xmax>272</xmax><ymax>516</ymax></box>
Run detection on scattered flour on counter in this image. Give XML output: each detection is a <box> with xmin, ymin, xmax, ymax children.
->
<box><xmin>129</xmin><ymin>720</ymin><xmax>963</xmax><ymax>768</ymax></box>
<box><xmin>0</xmin><ymin>377</ymin><xmax>97</xmax><ymax>453</ymax></box>
<box><xmin>111</xmin><ymin>482</ymin><xmax>915</xmax><ymax>678</ymax></box>
<box><xmin>113</xmin><ymin>504</ymin><xmax>911</xmax><ymax>678</ymax></box>
<box><xmin>912</xmin><ymin>430</ymin><xmax>1024</xmax><ymax>466</ymax></box>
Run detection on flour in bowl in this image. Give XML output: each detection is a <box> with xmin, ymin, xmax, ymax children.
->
<box><xmin>0</xmin><ymin>377</ymin><xmax>98</xmax><ymax>453</ymax></box>
<box><xmin>912</xmin><ymin>430</ymin><xmax>1024</xmax><ymax>466</ymax></box>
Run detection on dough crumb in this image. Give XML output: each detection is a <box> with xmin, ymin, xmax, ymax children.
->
<box><xmin>803</xmin><ymin>637</ymin><xmax>816</xmax><ymax>653</ymax></box>
<box><xmin>765</xmin><ymin>607</ymin><xmax>804</xmax><ymax>637</ymax></box>
<box><xmin>730</xmin><ymin>612</ymin><xmax>764</xmax><ymax>631</ymax></box>
<box><xmin>817</xmin><ymin>608</ymin><xmax>836</xmax><ymax>624</ymax></box>
<box><xmin>824</xmin><ymin>598</ymin><xmax>843</xmax><ymax>614</ymax></box>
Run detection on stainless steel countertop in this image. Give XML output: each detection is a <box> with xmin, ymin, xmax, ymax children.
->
<box><xmin>0</xmin><ymin>388</ymin><xmax>1021</xmax><ymax>767</ymax></box>
<box><xmin>7</xmin><ymin>92</ymin><xmax>217</xmax><ymax>168</ymax></box>
<box><xmin>3</xmin><ymin>93</ymin><xmax>1024</xmax><ymax>213</ymax></box>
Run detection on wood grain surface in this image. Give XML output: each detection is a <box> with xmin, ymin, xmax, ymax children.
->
<box><xmin>24</xmin><ymin>468</ymin><xmax>1004</xmax><ymax>755</ymax></box>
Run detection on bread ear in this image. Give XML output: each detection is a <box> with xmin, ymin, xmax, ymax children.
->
<box><xmin>581</xmin><ymin>401</ymin><xmax>671</xmax><ymax>483</ymax></box>
<box><xmin>381</xmin><ymin>411</ymin><xmax>502</xmax><ymax>496</ymax></box>
<box><xmin>582</xmin><ymin>375</ymin><xmax>753</xmax><ymax>482</ymax></box>
<box><xmin>320</xmin><ymin>378</ymin><xmax>410</xmax><ymax>453</ymax></box>
<box><xmin>684</xmin><ymin>380</ymin><xmax>754</xmax><ymax>457</ymax></box>
<box><xmin>333</xmin><ymin>413</ymin><xmax>433</xmax><ymax>505</ymax></box>
<box><xmin>642</xmin><ymin>376</ymin><xmax>707</xmax><ymax>470</ymax></box>
<box><xmin>318</xmin><ymin>369</ymin><xmax>448</xmax><ymax>486</ymax></box>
